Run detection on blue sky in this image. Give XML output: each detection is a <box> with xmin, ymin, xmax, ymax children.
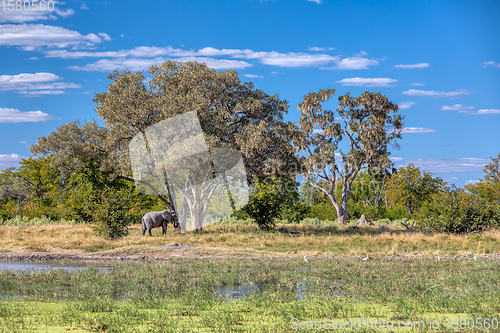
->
<box><xmin>0</xmin><ymin>0</ymin><xmax>499</xmax><ymax>187</ymax></box>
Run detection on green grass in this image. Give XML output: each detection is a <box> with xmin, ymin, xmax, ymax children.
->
<box><xmin>0</xmin><ymin>258</ymin><xmax>499</xmax><ymax>332</ymax></box>
<box><xmin>0</xmin><ymin>215</ymin><xmax>78</xmax><ymax>227</ymax></box>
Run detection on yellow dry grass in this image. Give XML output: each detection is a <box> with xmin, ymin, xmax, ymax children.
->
<box><xmin>0</xmin><ymin>223</ymin><xmax>499</xmax><ymax>258</ymax></box>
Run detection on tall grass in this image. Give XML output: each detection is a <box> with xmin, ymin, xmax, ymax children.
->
<box><xmin>0</xmin><ymin>215</ymin><xmax>78</xmax><ymax>227</ymax></box>
<box><xmin>0</xmin><ymin>258</ymin><xmax>498</xmax><ymax>332</ymax></box>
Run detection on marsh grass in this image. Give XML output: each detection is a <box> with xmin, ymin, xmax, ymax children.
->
<box><xmin>0</xmin><ymin>258</ymin><xmax>498</xmax><ymax>332</ymax></box>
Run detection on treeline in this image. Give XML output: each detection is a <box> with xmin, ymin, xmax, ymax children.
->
<box><xmin>1</xmin><ymin>155</ymin><xmax>499</xmax><ymax>234</ymax></box>
<box><xmin>238</xmin><ymin>158</ymin><xmax>500</xmax><ymax>233</ymax></box>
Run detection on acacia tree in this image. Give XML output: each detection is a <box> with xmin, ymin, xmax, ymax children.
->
<box><xmin>31</xmin><ymin>61</ymin><xmax>297</xmax><ymax>230</ymax></box>
<box><xmin>296</xmin><ymin>89</ymin><xmax>403</xmax><ymax>224</ymax></box>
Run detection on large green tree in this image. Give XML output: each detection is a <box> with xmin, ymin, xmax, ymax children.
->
<box><xmin>296</xmin><ymin>89</ymin><xmax>403</xmax><ymax>224</ymax></box>
<box><xmin>31</xmin><ymin>61</ymin><xmax>297</xmax><ymax>229</ymax></box>
<box><xmin>386</xmin><ymin>164</ymin><xmax>444</xmax><ymax>215</ymax></box>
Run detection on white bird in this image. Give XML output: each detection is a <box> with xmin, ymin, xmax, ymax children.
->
<box><xmin>474</xmin><ymin>256</ymin><xmax>477</xmax><ymax>261</ymax></box>
<box><xmin>363</xmin><ymin>254</ymin><xmax>369</xmax><ymax>261</ymax></box>
<box><xmin>438</xmin><ymin>255</ymin><xmax>441</xmax><ymax>261</ymax></box>
<box><xmin>303</xmin><ymin>255</ymin><xmax>308</xmax><ymax>262</ymax></box>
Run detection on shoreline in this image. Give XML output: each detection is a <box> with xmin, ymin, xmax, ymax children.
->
<box><xmin>1</xmin><ymin>249</ymin><xmax>499</xmax><ymax>262</ymax></box>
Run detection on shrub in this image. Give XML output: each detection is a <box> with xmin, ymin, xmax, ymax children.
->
<box><xmin>91</xmin><ymin>191</ymin><xmax>131</xmax><ymax>239</ymax></box>
<box><xmin>417</xmin><ymin>187</ymin><xmax>499</xmax><ymax>233</ymax></box>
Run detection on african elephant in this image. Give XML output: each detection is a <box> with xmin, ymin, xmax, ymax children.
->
<box><xmin>142</xmin><ymin>210</ymin><xmax>179</xmax><ymax>236</ymax></box>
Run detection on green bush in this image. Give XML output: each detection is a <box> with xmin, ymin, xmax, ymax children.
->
<box><xmin>309</xmin><ymin>203</ymin><xmax>337</xmax><ymax>221</ymax></box>
<box><xmin>417</xmin><ymin>186</ymin><xmax>499</xmax><ymax>233</ymax></box>
<box><xmin>91</xmin><ymin>191</ymin><xmax>131</xmax><ymax>239</ymax></box>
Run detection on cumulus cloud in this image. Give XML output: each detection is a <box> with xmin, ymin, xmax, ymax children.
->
<box><xmin>243</xmin><ymin>74</ymin><xmax>263</xmax><ymax>78</ymax></box>
<box><xmin>482</xmin><ymin>61</ymin><xmax>500</xmax><ymax>68</ymax></box>
<box><xmin>69</xmin><ymin>57</ymin><xmax>252</xmax><ymax>72</ymax></box>
<box><xmin>440</xmin><ymin>104</ymin><xmax>500</xmax><ymax>115</ymax></box>
<box><xmin>336</xmin><ymin>77</ymin><xmax>397</xmax><ymax>87</ymax></box>
<box><xmin>398</xmin><ymin>102</ymin><xmax>415</xmax><ymax>109</ymax></box>
<box><xmin>0</xmin><ymin>24</ymin><xmax>110</xmax><ymax>48</ymax></box>
<box><xmin>0</xmin><ymin>72</ymin><xmax>79</xmax><ymax>96</ymax></box>
<box><xmin>440</xmin><ymin>104</ymin><xmax>474</xmax><ymax>112</ymax></box>
<box><xmin>0</xmin><ymin>153</ymin><xmax>26</xmax><ymax>167</ymax></box>
<box><xmin>0</xmin><ymin>3</ymin><xmax>76</xmax><ymax>23</ymax></box>
<box><xmin>476</xmin><ymin>109</ymin><xmax>500</xmax><ymax>115</ymax></box>
<box><xmin>394</xmin><ymin>63</ymin><xmax>429</xmax><ymax>69</ymax></box>
<box><xmin>54</xmin><ymin>8</ymin><xmax>75</xmax><ymax>18</ymax></box>
<box><xmin>465</xmin><ymin>180</ymin><xmax>480</xmax><ymax>185</ymax></box>
<box><xmin>402</xmin><ymin>89</ymin><xmax>469</xmax><ymax>98</ymax></box>
<box><xmin>50</xmin><ymin>46</ymin><xmax>382</xmax><ymax>71</ymax></box>
<box><xmin>401</xmin><ymin>127</ymin><xmax>437</xmax><ymax>134</ymax></box>
<box><xmin>307</xmin><ymin>0</ymin><xmax>322</xmax><ymax>3</ymax></box>
<box><xmin>0</xmin><ymin>107</ymin><xmax>53</xmax><ymax>123</ymax></box>
<box><xmin>308</xmin><ymin>46</ymin><xmax>331</xmax><ymax>51</ymax></box>
<box><xmin>390</xmin><ymin>157</ymin><xmax>404</xmax><ymax>162</ymax></box>
<box><xmin>399</xmin><ymin>157</ymin><xmax>490</xmax><ymax>174</ymax></box>
<box><xmin>330</xmin><ymin>56</ymin><xmax>379</xmax><ymax>70</ymax></box>
<box><xmin>254</xmin><ymin>51</ymin><xmax>336</xmax><ymax>67</ymax></box>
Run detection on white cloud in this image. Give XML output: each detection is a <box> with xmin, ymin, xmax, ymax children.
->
<box><xmin>307</xmin><ymin>0</ymin><xmax>322</xmax><ymax>3</ymax></box>
<box><xmin>440</xmin><ymin>104</ymin><xmax>474</xmax><ymax>111</ymax></box>
<box><xmin>400</xmin><ymin>157</ymin><xmax>490</xmax><ymax>173</ymax></box>
<box><xmin>402</xmin><ymin>127</ymin><xmax>437</xmax><ymax>134</ymax></box>
<box><xmin>0</xmin><ymin>107</ymin><xmax>53</xmax><ymax>123</ymax></box>
<box><xmin>81</xmin><ymin>3</ymin><xmax>89</xmax><ymax>9</ymax></box>
<box><xmin>0</xmin><ymin>72</ymin><xmax>61</xmax><ymax>84</ymax></box>
<box><xmin>0</xmin><ymin>10</ymin><xmax>56</xmax><ymax>23</ymax></box>
<box><xmin>402</xmin><ymin>89</ymin><xmax>469</xmax><ymax>98</ymax></box>
<box><xmin>336</xmin><ymin>77</ymin><xmax>397</xmax><ymax>87</ymax></box>
<box><xmin>482</xmin><ymin>61</ymin><xmax>500</xmax><ymax>68</ymax></box>
<box><xmin>398</xmin><ymin>102</ymin><xmax>415</xmax><ymax>109</ymax></box>
<box><xmin>0</xmin><ymin>153</ymin><xmax>26</xmax><ymax>167</ymax></box>
<box><xmin>440</xmin><ymin>104</ymin><xmax>500</xmax><ymax>115</ymax></box>
<box><xmin>390</xmin><ymin>157</ymin><xmax>404</xmax><ymax>162</ymax></box>
<box><xmin>308</xmin><ymin>46</ymin><xmax>325</xmax><ymax>51</ymax></box>
<box><xmin>54</xmin><ymin>8</ymin><xmax>75</xmax><ymax>17</ymax></box>
<box><xmin>46</xmin><ymin>45</ymin><xmax>381</xmax><ymax>70</ymax></box>
<box><xmin>44</xmin><ymin>46</ymin><xmax>180</xmax><ymax>58</ymax></box>
<box><xmin>394</xmin><ymin>63</ymin><xmax>429</xmax><ymax>69</ymax></box>
<box><xmin>465</xmin><ymin>180</ymin><xmax>480</xmax><ymax>185</ymax></box>
<box><xmin>243</xmin><ymin>74</ymin><xmax>263</xmax><ymax>78</ymax></box>
<box><xmin>330</xmin><ymin>56</ymin><xmax>379</xmax><ymax>70</ymax></box>
<box><xmin>69</xmin><ymin>57</ymin><xmax>252</xmax><ymax>72</ymax></box>
<box><xmin>0</xmin><ymin>72</ymin><xmax>79</xmax><ymax>96</ymax></box>
<box><xmin>255</xmin><ymin>51</ymin><xmax>337</xmax><ymax>67</ymax></box>
<box><xmin>477</xmin><ymin>109</ymin><xmax>500</xmax><ymax>115</ymax></box>
<box><xmin>0</xmin><ymin>24</ymin><xmax>110</xmax><ymax>48</ymax></box>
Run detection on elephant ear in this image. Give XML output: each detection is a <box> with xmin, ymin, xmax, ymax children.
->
<box><xmin>161</xmin><ymin>210</ymin><xmax>172</xmax><ymax>221</ymax></box>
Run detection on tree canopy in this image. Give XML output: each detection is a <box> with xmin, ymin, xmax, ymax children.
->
<box><xmin>30</xmin><ymin>61</ymin><xmax>298</xmax><ymax>230</ymax></box>
<box><xmin>296</xmin><ymin>89</ymin><xmax>403</xmax><ymax>224</ymax></box>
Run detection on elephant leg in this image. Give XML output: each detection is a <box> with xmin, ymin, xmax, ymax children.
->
<box><xmin>162</xmin><ymin>225</ymin><xmax>167</xmax><ymax>235</ymax></box>
<box><xmin>142</xmin><ymin>228</ymin><xmax>146</xmax><ymax>236</ymax></box>
<box><xmin>148</xmin><ymin>229</ymin><xmax>152</xmax><ymax>236</ymax></box>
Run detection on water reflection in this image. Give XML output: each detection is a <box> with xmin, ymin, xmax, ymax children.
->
<box><xmin>0</xmin><ymin>261</ymin><xmax>113</xmax><ymax>274</ymax></box>
<box><xmin>216</xmin><ymin>284</ymin><xmax>265</xmax><ymax>301</ymax></box>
